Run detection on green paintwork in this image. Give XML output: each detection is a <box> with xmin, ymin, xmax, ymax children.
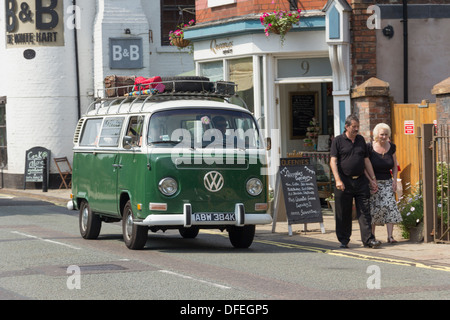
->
<box><xmin>73</xmin><ymin>150</ymin><xmax>267</xmax><ymax>220</ymax></box>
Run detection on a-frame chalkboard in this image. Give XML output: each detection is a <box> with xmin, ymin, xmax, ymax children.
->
<box><xmin>24</xmin><ymin>147</ymin><xmax>50</xmax><ymax>190</ymax></box>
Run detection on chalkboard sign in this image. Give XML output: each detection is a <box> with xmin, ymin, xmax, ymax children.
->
<box><xmin>279</xmin><ymin>158</ymin><xmax>323</xmax><ymax>225</ymax></box>
<box><xmin>290</xmin><ymin>92</ymin><xmax>318</xmax><ymax>138</ymax></box>
<box><xmin>24</xmin><ymin>147</ymin><xmax>50</xmax><ymax>189</ymax></box>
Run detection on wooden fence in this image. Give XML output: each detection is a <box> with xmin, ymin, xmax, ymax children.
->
<box><xmin>391</xmin><ymin>103</ymin><xmax>437</xmax><ymax>193</ymax></box>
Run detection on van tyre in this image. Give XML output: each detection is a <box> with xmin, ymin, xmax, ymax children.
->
<box><xmin>228</xmin><ymin>225</ymin><xmax>255</xmax><ymax>248</ymax></box>
<box><xmin>79</xmin><ymin>201</ymin><xmax>101</xmax><ymax>239</ymax></box>
<box><xmin>122</xmin><ymin>200</ymin><xmax>148</xmax><ymax>250</ymax></box>
<box><xmin>179</xmin><ymin>226</ymin><xmax>199</xmax><ymax>239</ymax></box>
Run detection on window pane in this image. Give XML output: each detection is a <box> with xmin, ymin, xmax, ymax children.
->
<box><xmin>99</xmin><ymin>117</ymin><xmax>125</xmax><ymax>147</ymax></box>
<box><xmin>79</xmin><ymin>119</ymin><xmax>102</xmax><ymax>146</ymax></box>
<box><xmin>229</xmin><ymin>58</ymin><xmax>254</xmax><ymax>113</ymax></box>
<box><xmin>161</xmin><ymin>0</ymin><xmax>195</xmax><ymax>46</ymax></box>
<box><xmin>199</xmin><ymin>61</ymin><xmax>223</xmax><ymax>82</ymax></box>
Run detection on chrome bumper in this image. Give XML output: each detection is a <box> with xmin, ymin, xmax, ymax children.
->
<box><xmin>134</xmin><ymin>203</ymin><xmax>272</xmax><ymax>227</ymax></box>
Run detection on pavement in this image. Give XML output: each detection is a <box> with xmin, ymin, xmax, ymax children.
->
<box><xmin>1</xmin><ymin>187</ymin><xmax>450</xmax><ymax>272</ymax></box>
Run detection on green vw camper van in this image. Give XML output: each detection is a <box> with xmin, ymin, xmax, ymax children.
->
<box><xmin>70</xmin><ymin>78</ymin><xmax>272</xmax><ymax>249</ymax></box>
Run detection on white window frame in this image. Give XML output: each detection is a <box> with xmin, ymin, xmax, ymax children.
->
<box><xmin>208</xmin><ymin>0</ymin><xmax>236</xmax><ymax>8</ymax></box>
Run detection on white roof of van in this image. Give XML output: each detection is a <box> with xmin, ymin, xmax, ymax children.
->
<box><xmin>85</xmin><ymin>97</ymin><xmax>249</xmax><ymax>116</ymax></box>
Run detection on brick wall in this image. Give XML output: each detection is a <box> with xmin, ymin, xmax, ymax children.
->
<box><xmin>349</xmin><ymin>0</ymin><xmax>377</xmax><ymax>88</ymax></box>
<box><xmin>195</xmin><ymin>0</ymin><xmax>327</xmax><ymax>24</ymax></box>
<box><xmin>432</xmin><ymin>78</ymin><xmax>450</xmax><ymax>127</ymax></box>
<box><xmin>351</xmin><ymin>77</ymin><xmax>392</xmax><ymax>141</ymax></box>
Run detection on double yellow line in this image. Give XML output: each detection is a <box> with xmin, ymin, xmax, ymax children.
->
<box><xmin>202</xmin><ymin>230</ymin><xmax>450</xmax><ymax>273</ymax></box>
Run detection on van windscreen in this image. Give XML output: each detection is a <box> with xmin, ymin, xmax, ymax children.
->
<box><xmin>147</xmin><ymin>109</ymin><xmax>263</xmax><ymax>149</ymax></box>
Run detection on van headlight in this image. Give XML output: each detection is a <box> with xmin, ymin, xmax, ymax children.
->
<box><xmin>246</xmin><ymin>178</ymin><xmax>263</xmax><ymax>196</ymax></box>
<box><xmin>158</xmin><ymin>177</ymin><xmax>178</xmax><ymax>196</ymax></box>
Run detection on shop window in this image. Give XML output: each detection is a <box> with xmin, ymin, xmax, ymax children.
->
<box><xmin>199</xmin><ymin>61</ymin><xmax>224</xmax><ymax>82</ymax></box>
<box><xmin>161</xmin><ymin>0</ymin><xmax>195</xmax><ymax>46</ymax></box>
<box><xmin>0</xmin><ymin>100</ymin><xmax>6</xmax><ymax>168</ymax></box>
<box><xmin>229</xmin><ymin>58</ymin><xmax>254</xmax><ymax>113</ymax></box>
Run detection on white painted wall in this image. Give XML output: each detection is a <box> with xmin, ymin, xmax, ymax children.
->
<box><xmin>0</xmin><ymin>0</ymin><xmax>194</xmax><ymax>185</ymax></box>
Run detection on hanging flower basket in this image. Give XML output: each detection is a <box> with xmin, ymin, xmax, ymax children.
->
<box><xmin>169</xmin><ymin>19</ymin><xmax>195</xmax><ymax>50</ymax></box>
<box><xmin>260</xmin><ymin>8</ymin><xmax>301</xmax><ymax>45</ymax></box>
<box><xmin>172</xmin><ymin>38</ymin><xmax>191</xmax><ymax>48</ymax></box>
<box><xmin>269</xmin><ymin>25</ymin><xmax>292</xmax><ymax>35</ymax></box>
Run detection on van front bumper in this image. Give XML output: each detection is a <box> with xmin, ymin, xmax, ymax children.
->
<box><xmin>133</xmin><ymin>203</ymin><xmax>272</xmax><ymax>227</ymax></box>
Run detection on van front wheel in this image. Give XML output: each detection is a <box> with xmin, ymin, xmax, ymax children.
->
<box><xmin>122</xmin><ymin>201</ymin><xmax>148</xmax><ymax>250</ymax></box>
<box><xmin>228</xmin><ymin>225</ymin><xmax>255</xmax><ymax>248</ymax></box>
<box><xmin>79</xmin><ymin>201</ymin><xmax>101</xmax><ymax>239</ymax></box>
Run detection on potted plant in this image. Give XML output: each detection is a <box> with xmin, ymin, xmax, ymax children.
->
<box><xmin>169</xmin><ymin>19</ymin><xmax>195</xmax><ymax>51</ymax></box>
<box><xmin>306</xmin><ymin>117</ymin><xmax>320</xmax><ymax>150</ymax></box>
<box><xmin>260</xmin><ymin>5</ymin><xmax>301</xmax><ymax>45</ymax></box>
<box><xmin>398</xmin><ymin>182</ymin><xmax>424</xmax><ymax>242</ymax></box>
<box><xmin>325</xmin><ymin>193</ymin><xmax>335</xmax><ymax>212</ymax></box>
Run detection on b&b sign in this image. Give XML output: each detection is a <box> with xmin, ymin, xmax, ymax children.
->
<box><xmin>109</xmin><ymin>38</ymin><xmax>143</xmax><ymax>69</ymax></box>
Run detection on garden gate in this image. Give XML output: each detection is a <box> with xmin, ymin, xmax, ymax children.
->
<box><xmin>422</xmin><ymin>124</ymin><xmax>449</xmax><ymax>243</ymax></box>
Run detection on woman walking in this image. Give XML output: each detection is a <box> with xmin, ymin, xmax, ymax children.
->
<box><xmin>366</xmin><ymin>123</ymin><xmax>402</xmax><ymax>243</ymax></box>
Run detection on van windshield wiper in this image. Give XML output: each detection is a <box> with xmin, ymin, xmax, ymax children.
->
<box><xmin>149</xmin><ymin>140</ymin><xmax>180</xmax><ymax>145</ymax></box>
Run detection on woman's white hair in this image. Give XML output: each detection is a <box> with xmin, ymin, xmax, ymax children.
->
<box><xmin>373</xmin><ymin>123</ymin><xmax>391</xmax><ymax>141</ymax></box>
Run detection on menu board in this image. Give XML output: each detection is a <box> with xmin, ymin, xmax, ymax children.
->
<box><xmin>24</xmin><ymin>147</ymin><xmax>50</xmax><ymax>189</ymax></box>
<box><xmin>279</xmin><ymin>158</ymin><xmax>323</xmax><ymax>224</ymax></box>
<box><xmin>290</xmin><ymin>92</ymin><xmax>318</xmax><ymax>138</ymax></box>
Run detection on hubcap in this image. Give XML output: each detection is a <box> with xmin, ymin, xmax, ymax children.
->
<box><xmin>81</xmin><ymin>207</ymin><xmax>89</xmax><ymax>231</ymax></box>
<box><xmin>126</xmin><ymin>211</ymin><xmax>133</xmax><ymax>239</ymax></box>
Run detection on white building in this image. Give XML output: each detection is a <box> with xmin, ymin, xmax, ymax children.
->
<box><xmin>0</xmin><ymin>0</ymin><xmax>194</xmax><ymax>188</ymax></box>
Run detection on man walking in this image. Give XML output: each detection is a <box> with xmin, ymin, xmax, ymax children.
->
<box><xmin>330</xmin><ymin>114</ymin><xmax>381</xmax><ymax>249</ymax></box>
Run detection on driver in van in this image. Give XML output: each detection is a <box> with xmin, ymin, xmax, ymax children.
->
<box><xmin>213</xmin><ymin>116</ymin><xmax>228</xmax><ymax>136</ymax></box>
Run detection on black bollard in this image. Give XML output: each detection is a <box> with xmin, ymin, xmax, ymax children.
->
<box><xmin>42</xmin><ymin>156</ymin><xmax>48</xmax><ymax>193</ymax></box>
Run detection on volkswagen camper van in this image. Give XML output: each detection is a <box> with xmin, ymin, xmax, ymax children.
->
<box><xmin>70</xmin><ymin>77</ymin><xmax>272</xmax><ymax>249</ymax></box>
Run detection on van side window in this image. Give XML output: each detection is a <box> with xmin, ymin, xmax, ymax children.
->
<box><xmin>98</xmin><ymin>117</ymin><xmax>125</xmax><ymax>147</ymax></box>
<box><xmin>126</xmin><ymin>116</ymin><xmax>144</xmax><ymax>147</ymax></box>
<box><xmin>79</xmin><ymin>118</ymin><xmax>102</xmax><ymax>146</ymax></box>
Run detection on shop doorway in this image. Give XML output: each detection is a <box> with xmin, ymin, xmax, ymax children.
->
<box><xmin>277</xmin><ymin>82</ymin><xmax>334</xmax><ymax>204</ymax></box>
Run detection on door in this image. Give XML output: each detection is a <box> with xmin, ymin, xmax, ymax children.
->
<box><xmin>91</xmin><ymin>117</ymin><xmax>125</xmax><ymax>215</ymax></box>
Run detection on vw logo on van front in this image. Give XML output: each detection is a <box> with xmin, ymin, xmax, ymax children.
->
<box><xmin>204</xmin><ymin>171</ymin><xmax>224</xmax><ymax>192</ymax></box>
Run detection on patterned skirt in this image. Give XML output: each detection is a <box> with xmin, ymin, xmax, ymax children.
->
<box><xmin>370</xmin><ymin>179</ymin><xmax>403</xmax><ymax>226</ymax></box>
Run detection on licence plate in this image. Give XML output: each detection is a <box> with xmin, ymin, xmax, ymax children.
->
<box><xmin>193</xmin><ymin>213</ymin><xmax>236</xmax><ymax>222</ymax></box>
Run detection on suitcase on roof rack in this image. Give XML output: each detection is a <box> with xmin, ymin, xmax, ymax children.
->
<box><xmin>104</xmin><ymin>75</ymin><xmax>136</xmax><ymax>97</ymax></box>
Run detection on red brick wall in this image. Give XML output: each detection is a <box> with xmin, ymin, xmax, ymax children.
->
<box><xmin>195</xmin><ymin>0</ymin><xmax>328</xmax><ymax>24</ymax></box>
<box><xmin>350</xmin><ymin>0</ymin><xmax>377</xmax><ymax>88</ymax></box>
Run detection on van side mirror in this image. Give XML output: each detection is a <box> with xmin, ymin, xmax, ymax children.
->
<box><xmin>265</xmin><ymin>137</ymin><xmax>271</xmax><ymax>151</ymax></box>
<box><xmin>123</xmin><ymin>136</ymin><xmax>133</xmax><ymax>150</ymax></box>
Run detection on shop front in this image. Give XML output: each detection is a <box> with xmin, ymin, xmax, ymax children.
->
<box><xmin>185</xmin><ymin>1</ymin><xmax>351</xmax><ymax>195</ymax></box>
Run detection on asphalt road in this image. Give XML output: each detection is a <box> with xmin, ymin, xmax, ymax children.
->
<box><xmin>0</xmin><ymin>194</ymin><xmax>449</xmax><ymax>306</ymax></box>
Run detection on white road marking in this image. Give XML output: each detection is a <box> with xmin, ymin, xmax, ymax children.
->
<box><xmin>10</xmin><ymin>231</ymin><xmax>81</xmax><ymax>250</ymax></box>
<box><xmin>159</xmin><ymin>269</ymin><xmax>231</xmax><ymax>290</ymax></box>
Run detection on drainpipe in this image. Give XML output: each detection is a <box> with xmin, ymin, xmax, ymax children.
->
<box><xmin>402</xmin><ymin>0</ymin><xmax>408</xmax><ymax>103</ymax></box>
<box><xmin>73</xmin><ymin>0</ymin><xmax>81</xmax><ymax>119</ymax></box>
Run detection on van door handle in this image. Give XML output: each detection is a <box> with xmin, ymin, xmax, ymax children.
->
<box><xmin>112</xmin><ymin>164</ymin><xmax>123</xmax><ymax>168</ymax></box>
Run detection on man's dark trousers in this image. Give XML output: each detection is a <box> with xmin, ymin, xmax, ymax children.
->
<box><xmin>334</xmin><ymin>175</ymin><xmax>374</xmax><ymax>246</ymax></box>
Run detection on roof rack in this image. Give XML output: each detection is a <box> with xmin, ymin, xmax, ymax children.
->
<box><xmin>86</xmin><ymin>78</ymin><xmax>248</xmax><ymax>115</ymax></box>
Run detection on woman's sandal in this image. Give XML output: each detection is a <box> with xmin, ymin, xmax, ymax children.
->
<box><xmin>387</xmin><ymin>236</ymin><xmax>398</xmax><ymax>244</ymax></box>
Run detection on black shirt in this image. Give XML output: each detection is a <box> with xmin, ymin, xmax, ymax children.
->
<box><xmin>330</xmin><ymin>133</ymin><xmax>368</xmax><ymax>176</ymax></box>
<box><xmin>367</xmin><ymin>142</ymin><xmax>396</xmax><ymax>180</ymax></box>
